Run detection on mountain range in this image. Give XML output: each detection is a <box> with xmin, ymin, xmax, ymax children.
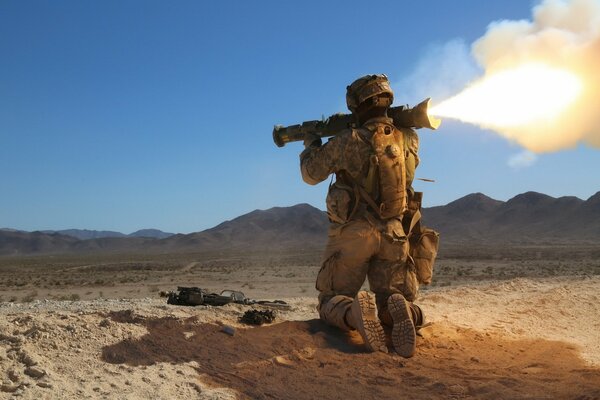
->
<box><xmin>1</xmin><ymin>190</ymin><xmax>598</xmax><ymax>256</ymax></box>
<box><xmin>38</xmin><ymin>229</ymin><xmax>175</xmax><ymax>240</ymax></box>
<box><xmin>0</xmin><ymin>228</ymin><xmax>174</xmax><ymax>240</ymax></box>
<box><xmin>422</xmin><ymin>191</ymin><xmax>600</xmax><ymax>243</ymax></box>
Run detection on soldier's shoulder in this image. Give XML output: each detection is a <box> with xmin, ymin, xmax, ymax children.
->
<box><xmin>323</xmin><ymin>128</ymin><xmax>355</xmax><ymax>145</ymax></box>
<box><xmin>332</xmin><ymin>127</ymin><xmax>354</xmax><ymax>138</ymax></box>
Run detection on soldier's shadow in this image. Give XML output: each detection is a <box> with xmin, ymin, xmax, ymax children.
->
<box><xmin>101</xmin><ymin>310</ymin><xmax>365</xmax><ymax>368</ymax></box>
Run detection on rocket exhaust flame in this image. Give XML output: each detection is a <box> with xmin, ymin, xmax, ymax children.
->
<box><xmin>420</xmin><ymin>0</ymin><xmax>600</xmax><ymax>153</ymax></box>
<box><xmin>429</xmin><ymin>64</ymin><xmax>583</xmax><ymax>128</ymax></box>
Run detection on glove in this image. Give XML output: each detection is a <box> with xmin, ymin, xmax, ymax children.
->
<box><xmin>303</xmin><ymin>133</ymin><xmax>322</xmax><ymax>148</ymax></box>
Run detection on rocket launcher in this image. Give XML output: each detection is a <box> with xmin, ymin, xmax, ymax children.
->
<box><xmin>273</xmin><ymin>98</ymin><xmax>441</xmax><ymax>147</ymax></box>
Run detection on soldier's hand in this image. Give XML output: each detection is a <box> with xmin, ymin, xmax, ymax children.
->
<box><xmin>303</xmin><ymin>133</ymin><xmax>322</xmax><ymax>148</ymax></box>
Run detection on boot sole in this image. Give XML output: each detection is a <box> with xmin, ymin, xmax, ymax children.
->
<box><xmin>352</xmin><ymin>292</ymin><xmax>387</xmax><ymax>353</ymax></box>
<box><xmin>388</xmin><ymin>294</ymin><xmax>416</xmax><ymax>358</ymax></box>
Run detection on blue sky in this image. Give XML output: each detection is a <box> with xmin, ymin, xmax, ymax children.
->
<box><xmin>1</xmin><ymin>1</ymin><xmax>598</xmax><ymax>233</ymax></box>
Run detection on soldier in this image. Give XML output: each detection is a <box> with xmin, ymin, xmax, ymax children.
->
<box><xmin>300</xmin><ymin>74</ymin><xmax>438</xmax><ymax>357</ymax></box>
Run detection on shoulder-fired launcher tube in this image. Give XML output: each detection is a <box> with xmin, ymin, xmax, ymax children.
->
<box><xmin>273</xmin><ymin>98</ymin><xmax>441</xmax><ymax>147</ymax></box>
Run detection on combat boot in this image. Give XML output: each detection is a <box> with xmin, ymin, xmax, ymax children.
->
<box><xmin>348</xmin><ymin>291</ymin><xmax>388</xmax><ymax>353</ymax></box>
<box><xmin>387</xmin><ymin>293</ymin><xmax>416</xmax><ymax>358</ymax></box>
<box><xmin>410</xmin><ymin>303</ymin><xmax>426</xmax><ymax>329</ymax></box>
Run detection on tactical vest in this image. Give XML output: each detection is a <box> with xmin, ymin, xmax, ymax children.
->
<box><xmin>325</xmin><ymin>120</ymin><xmax>418</xmax><ymax>226</ymax></box>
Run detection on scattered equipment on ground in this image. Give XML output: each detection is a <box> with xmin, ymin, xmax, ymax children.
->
<box><xmin>164</xmin><ymin>287</ymin><xmax>290</xmax><ymax>310</ymax></box>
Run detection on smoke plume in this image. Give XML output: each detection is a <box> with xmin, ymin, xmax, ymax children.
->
<box><xmin>418</xmin><ymin>0</ymin><xmax>600</xmax><ymax>153</ymax></box>
<box><xmin>507</xmin><ymin>150</ymin><xmax>538</xmax><ymax>169</ymax></box>
<box><xmin>394</xmin><ymin>39</ymin><xmax>481</xmax><ymax>105</ymax></box>
<box><xmin>469</xmin><ymin>0</ymin><xmax>600</xmax><ymax>152</ymax></box>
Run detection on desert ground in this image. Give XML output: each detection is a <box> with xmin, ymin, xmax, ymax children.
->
<box><xmin>1</xmin><ymin>244</ymin><xmax>599</xmax><ymax>399</ymax></box>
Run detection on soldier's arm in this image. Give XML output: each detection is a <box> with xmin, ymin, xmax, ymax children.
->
<box><xmin>299</xmin><ymin>135</ymin><xmax>343</xmax><ymax>185</ymax></box>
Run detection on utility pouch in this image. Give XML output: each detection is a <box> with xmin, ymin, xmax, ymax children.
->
<box><xmin>409</xmin><ymin>228</ymin><xmax>439</xmax><ymax>284</ymax></box>
<box><xmin>382</xmin><ymin>218</ymin><xmax>407</xmax><ymax>243</ymax></box>
<box><xmin>326</xmin><ymin>181</ymin><xmax>354</xmax><ymax>224</ymax></box>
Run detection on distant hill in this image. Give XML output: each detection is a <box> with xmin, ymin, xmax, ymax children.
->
<box><xmin>0</xmin><ymin>230</ymin><xmax>164</xmax><ymax>256</ymax></box>
<box><xmin>159</xmin><ymin>203</ymin><xmax>328</xmax><ymax>252</ymax></box>
<box><xmin>1</xmin><ymin>191</ymin><xmax>599</xmax><ymax>256</ymax></box>
<box><xmin>39</xmin><ymin>229</ymin><xmax>174</xmax><ymax>240</ymax></box>
<box><xmin>128</xmin><ymin>229</ymin><xmax>175</xmax><ymax>239</ymax></box>
<box><xmin>423</xmin><ymin>191</ymin><xmax>600</xmax><ymax>244</ymax></box>
<box><xmin>41</xmin><ymin>229</ymin><xmax>126</xmax><ymax>240</ymax></box>
<box><xmin>0</xmin><ymin>230</ymin><xmax>79</xmax><ymax>256</ymax></box>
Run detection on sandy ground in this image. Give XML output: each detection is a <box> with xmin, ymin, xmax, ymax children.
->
<box><xmin>1</xmin><ymin>275</ymin><xmax>599</xmax><ymax>399</ymax></box>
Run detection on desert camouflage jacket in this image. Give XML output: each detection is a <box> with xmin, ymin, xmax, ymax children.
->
<box><xmin>300</xmin><ymin>116</ymin><xmax>420</xmax><ymax>223</ymax></box>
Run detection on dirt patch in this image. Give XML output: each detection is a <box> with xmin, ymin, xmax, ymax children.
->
<box><xmin>102</xmin><ymin>315</ymin><xmax>600</xmax><ymax>400</ymax></box>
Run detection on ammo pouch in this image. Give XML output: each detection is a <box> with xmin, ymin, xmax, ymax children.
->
<box><xmin>409</xmin><ymin>228</ymin><xmax>439</xmax><ymax>285</ymax></box>
<box><xmin>383</xmin><ymin>218</ymin><xmax>407</xmax><ymax>243</ymax></box>
<box><xmin>326</xmin><ymin>181</ymin><xmax>355</xmax><ymax>224</ymax></box>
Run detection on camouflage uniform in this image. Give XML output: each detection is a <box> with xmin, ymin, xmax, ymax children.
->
<box><xmin>301</xmin><ymin>116</ymin><xmax>423</xmax><ymax>330</ymax></box>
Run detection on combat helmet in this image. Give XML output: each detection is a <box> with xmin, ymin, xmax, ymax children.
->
<box><xmin>346</xmin><ymin>74</ymin><xmax>394</xmax><ymax>113</ymax></box>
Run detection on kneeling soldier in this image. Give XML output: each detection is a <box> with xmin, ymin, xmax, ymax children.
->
<box><xmin>300</xmin><ymin>74</ymin><xmax>439</xmax><ymax>357</ymax></box>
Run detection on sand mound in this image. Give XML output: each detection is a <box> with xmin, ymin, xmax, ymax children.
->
<box><xmin>1</xmin><ymin>276</ymin><xmax>599</xmax><ymax>399</ymax></box>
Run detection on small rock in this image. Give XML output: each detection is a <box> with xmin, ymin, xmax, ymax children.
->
<box><xmin>470</xmin><ymin>356</ymin><xmax>480</xmax><ymax>363</ymax></box>
<box><xmin>296</xmin><ymin>347</ymin><xmax>316</xmax><ymax>360</ymax></box>
<box><xmin>273</xmin><ymin>356</ymin><xmax>294</xmax><ymax>368</ymax></box>
<box><xmin>189</xmin><ymin>382</ymin><xmax>203</xmax><ymax>393</ymax></box>
<box><xmin>20</xmin><ymin>352</ymin><xmax>37</xmax><ymax>367</ymax></box>
<box><xmin>24</xmin><ymin>366</ymin><xmax>46</xmax><ymax>379</ymax></box>
<box><xmin>449</xmin><ymin>384</ymin><xmax>468</xmax><ymax>395</ymax></box>
<box><xmin>0</xmin><ymin>383</ymin><xmax>19</xmax><ymax>393</ymax></box>
<box><xmin>7</xmin><ymin>369</ymin><xmax>21</xmax><ymax>382</ymax></box>
<box><xmin>37</xmin><ymin>381</ymin><xmax>52</xmax><ymax>389</ymax></box>
<box><xmin>429</xmin><ymin>382</ymin><xmax>446</xmax><ymax>391</ymax></box>
<box><xmin>23</xmin><ymin>325</ymin><xmax>48</xmax><ymax>339</ymax></box>
<box><xmin>0</xmin><ymin>334</ymin><xmax>22</xmax><ymax>346</ymax></box>
<box><xmin>99</xmin><ymin>319</ymin><xmax>111</xmax><ymax>328</ymax></box>
<box><xmin>221</xmin><ymin>325</ymin><xmax>236</xmax><ymax>336</ymax></box>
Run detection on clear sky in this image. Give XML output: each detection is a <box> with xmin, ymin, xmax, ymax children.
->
<box><xmin>1</xmin><ymin>1</ymin><xmax>598</xmax><ymax>234</ymax></box>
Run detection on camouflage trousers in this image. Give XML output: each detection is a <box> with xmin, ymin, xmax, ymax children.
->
<box><xmin>316</xmin><ymin>218</ymin><xmax>419</xmax><ymax>331</ymax></box>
